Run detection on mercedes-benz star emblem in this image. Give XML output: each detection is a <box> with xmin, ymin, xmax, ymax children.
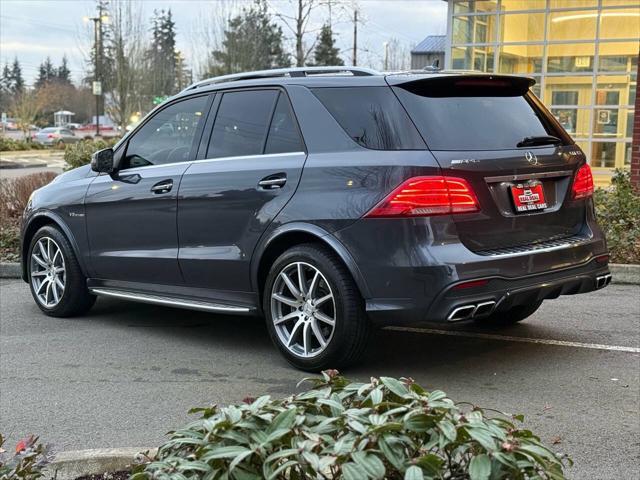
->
<box><xmin>525</xmin><ymin>151</ymin><xmax>538</xmax><ymax>165</ymax></box>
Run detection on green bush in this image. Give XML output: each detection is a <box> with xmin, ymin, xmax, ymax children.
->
<box><xmin>0</xmin><ymin>433</ymin><xmax>52</xmax><ymax>480</ymax></box>
<box><xmin>594</xmin><ymin>169</ymin><xmax>640</xmax><ymax>264</ymax></box>
<box><xmin>132</xmin><ymin>372</ymin><xmax>570</xmax><ymax>480</ymax></box>
<box><xmin>0</xmin><ymin>137</ymin><xmax>45</xmax><ymax>151</ymax></box>
<box><xmin>63</xmin><ymin>137</ymin><xmax>120</xmax><ymax>170</ymax></box>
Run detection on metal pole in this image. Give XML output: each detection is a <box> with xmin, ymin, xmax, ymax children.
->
<box><xmin>352</xmin><ymin>9</ymin><xmax>358</xmax><ymax>66</ymax></box>
<box><xmin>94</xmin><ymin>18</ymin><xmax>100</xmax><ymax>137</ymax></box>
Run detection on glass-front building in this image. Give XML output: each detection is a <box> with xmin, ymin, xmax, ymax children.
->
<box><xmin>444</xmin><ymin>0</ymin><xmax>639</xmax><ymax>185</ymax></box>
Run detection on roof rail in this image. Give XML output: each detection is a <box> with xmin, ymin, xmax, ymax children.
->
<box><xmin>182</xmin><ymin>66</ymin><xmax>381</xmax><ymax>92</ymax></box>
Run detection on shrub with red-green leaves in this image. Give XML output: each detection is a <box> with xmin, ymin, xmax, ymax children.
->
<box><xmin>0</xmin><ymin>434</ymin><xmax>52</xmax><ymax>480</ymax></box>
<box><xmin>132</xmin><ymin>371</ymin><xmax>569</xmax><ymax>480</ymax></box>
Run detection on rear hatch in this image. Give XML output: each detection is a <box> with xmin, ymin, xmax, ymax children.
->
<box><xmin>390</xmin><ymin>74</ymin><xmax>589</xmax><ymax>254</ymax></box>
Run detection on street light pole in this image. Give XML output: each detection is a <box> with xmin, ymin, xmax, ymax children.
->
<box><xmin>85</xmin><ymin>11</ymin><xmax>106</xmax><ymax>137</ymax></box>
<box><xmin>93</xmin><ymin>17</ymin><xmax>100</xmax><ymax>136</ymax></box>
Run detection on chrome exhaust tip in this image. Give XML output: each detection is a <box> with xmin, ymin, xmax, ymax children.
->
<box><xmin>447</xmin><ymin>305</ymin><xmax>476</xmax><ymax>322</ymax></box>
<box><xmin>473</xmin><ymin>300</ymin><xmax>496</xmax><ymax>317</ymax></box>
<box><xmin>596</xmin><ymin>274</ymin><xmax>612</xmax><ymax>289</ymax></box>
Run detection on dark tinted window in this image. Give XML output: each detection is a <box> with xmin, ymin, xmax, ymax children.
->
<box><xmin>394</xmin><ymin>84</ymin><xmax>564</xmax><ymax>151</ymax></box>
<box><xmin>265</xmin><ymin>93</ymin><xmax>304</xmax><ymax>154</ymax></box>
<box><xmin>312</xmin><ymin>87</ymin><xmax>425</xmax><ymax>150</ymax></box>
<box><xmin>207</xmin><ymin>90</ymin><xmax>278</xmax><ymax>158</ymax></box>
<box><xmin>123</xmin><ymin>95</ymin><xmax>207</xmax><ymax>169</ymax></box>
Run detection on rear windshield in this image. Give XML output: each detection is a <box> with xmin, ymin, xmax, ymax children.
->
<box><xmin>312</xmin><ymin>87</ymin><xmax>425</xmax><ymax>150</ymax></box>
<box><xmin>393</xmin><ymin>81</ymin><xmax>567</xmax><ymax>151</ymax></box>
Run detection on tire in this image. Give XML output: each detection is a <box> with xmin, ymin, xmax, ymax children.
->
<box><xmin>27</xmin><ymin>225</ymin><xmax>96</xmax><ymax>317</ymax></box>
<box><xmin>263</xmin><ymin>243</ymin><xmax>370</xmax><ymax>372</ymax></box>
<box><xmin>479</xmin><ymin>300</ymin><xmax>543</xmax><ymax>326</ymax></box>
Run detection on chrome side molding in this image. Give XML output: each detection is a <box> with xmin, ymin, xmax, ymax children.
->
<box><xmin>89</xmin><ymin>288</ymin><xmax>251</xmax><ymax>313</ymax></box>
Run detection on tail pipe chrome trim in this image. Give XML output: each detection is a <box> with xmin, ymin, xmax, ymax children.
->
<box><xmin>89</xmin><ymin>288</ymin><xmax>251</xmax><ymax>313</ymax></box>
<box><xmin>447</xmin><ymin>301</ymin><xmax>497</xmax><ymax>322</ymax></box>
<box><xmin>595</xmin><ymin>273</ymin><xmax>612</xmax><ymax>289</ymax></box>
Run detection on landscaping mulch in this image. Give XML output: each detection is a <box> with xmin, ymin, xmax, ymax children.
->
<box><xmin>75</xmin><ymin>470</ymin><xmax>130</xmax><ymax>480</ymax></box>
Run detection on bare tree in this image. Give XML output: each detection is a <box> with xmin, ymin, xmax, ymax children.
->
<box><xmin>11</xmin><ymin>90</ymin><xmax>40</xmax><ymax>140</ymax></box>
<box><xmin>190</xmin><ymin>1</ymin><xmax>240</xmax><ymax>80</ymax></box>
<box><xmin>273</xmin><ymin>0</ymin><xmax>326</xmax><ymax>67</ymax></box>
<box><xmin>385</xmin><ymin>37</ymin><xmax>410</xmax><ymax>71</ymax></box>
<box><xmin>105</xmin><ymin>0</ymin><xmax>146</xmax><ymax>130</ymax></box>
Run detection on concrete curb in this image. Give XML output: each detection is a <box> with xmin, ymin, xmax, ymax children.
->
<box><xmin>43</xmin><ymin>447</ymin><xmax>157</xmax><ymax>480</ymax></box>
<box><xmin>1</xmin><ymin>262</ymin><xmax>638</xmax><ymax>284</ymax></box>
<box><xmin>609</xmin><ymin>263</ymin><xmax>640</xmax><ymax>285</ymax></box>
<box><xmin>0</xmin><ymin>262</ymin><xmax>21</xmax><ymax>279</ymax></box>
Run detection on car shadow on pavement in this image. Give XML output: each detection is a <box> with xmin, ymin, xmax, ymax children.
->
<box><xmin>84</xmin><ymin>297</ymin><xmax>572</xmax><ymax>380</ymax></box>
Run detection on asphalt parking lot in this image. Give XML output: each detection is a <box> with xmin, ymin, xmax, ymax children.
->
<box><xmin>1</xmin><ymin>279</ymin><xmax>638</xmax><ymax>479</ymax></box>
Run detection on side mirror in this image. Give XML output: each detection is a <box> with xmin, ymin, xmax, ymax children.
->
<box><xmin>91</xmin><ymin>148</ymin><xmax>114</xmax><ymax>173</ymax></box>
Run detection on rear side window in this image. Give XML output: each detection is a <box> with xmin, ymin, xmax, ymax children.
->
<box><xmin>265</xmin><ymin>93</ymin><xmax>304</xmax><ymax>154</ymax></box>
<box><xmin>393</xmin><ymin>81</ymin><xmax>567</xmax><ymax>151</ymax></box>
<box><xmin>208</xmin><ymin>90</ymin><xmax>278</xmax><ymax>158</ymax></box>
<box><xmin>312</xmin><ymin>87</ymin><xmax>425</xmax><ymax>150</ymax></box>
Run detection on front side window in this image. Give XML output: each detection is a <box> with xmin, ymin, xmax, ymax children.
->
<box><xmin>207</xmin><ymin>90</ymin><xmax>278</xmax><ymax>158</ymax></box>
<box><xmin>123</xmin><ymin>95</ymin><xmax>207</xmax><ymax>169</ymax></box>
<box><xmin>312</xmin><ymin>87</ymin><xmax>425</xmax><ymax>150</ymax></box>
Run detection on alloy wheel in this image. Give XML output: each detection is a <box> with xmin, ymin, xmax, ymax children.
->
<box><xmin>30</xmin><ymin>237</ymin><xmax>66</xmax><ymax>308</ymax></box>
<box><xmin>270</xmin><ymin>261</ymin><xmax>336</xmax><ymax>358</ymax></box>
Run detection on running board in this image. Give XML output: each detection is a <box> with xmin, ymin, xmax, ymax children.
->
<box><xmin>89</xmin><ymin>288</ymin><xmax>251</xmax><ymax>314</ymax></box>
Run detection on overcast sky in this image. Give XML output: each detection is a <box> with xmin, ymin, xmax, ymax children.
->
<box><xmin>0</xmin><ymin>0</ymin><xmax>447</xmax><ymax>85</ymax></box>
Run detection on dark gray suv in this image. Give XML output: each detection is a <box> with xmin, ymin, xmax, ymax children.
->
<box><xmin>21</xmin><ymin>67</ymin><xmax>611</xmax><ymax>371</ymax></box>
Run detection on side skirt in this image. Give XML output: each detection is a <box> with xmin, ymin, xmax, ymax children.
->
<box><xmin>89</xmin><ymin>288</ymin><xmax>252</xmax><ymax>314</ymax></box>
<box><xmin>86</xmin><ymin>279</ymin><xmax>258</xmax><ymax>315</ymax></box>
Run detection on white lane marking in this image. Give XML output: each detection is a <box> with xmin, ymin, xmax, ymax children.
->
<box><xmin>384</xmin><ymin>326</ymin><xmax>640</xmax><ymax>354</ymax></box>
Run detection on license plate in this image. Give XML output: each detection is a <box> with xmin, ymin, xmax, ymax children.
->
<box><xmin>510</xmin><ymin>182</ymin><xmax>547</xmax><ymax>213</ymax></box>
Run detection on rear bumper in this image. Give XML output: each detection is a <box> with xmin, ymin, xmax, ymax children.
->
<box><xmin>363</xmin><ymin>258</ymin><xmax>610</xmax><ymax>325</ymax></box>
<box><xmin>331</xmin><ymin>215</ymin><xmax>609</xmax><ymax>326</ymax></box>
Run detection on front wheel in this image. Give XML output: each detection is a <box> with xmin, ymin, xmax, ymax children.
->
<box><xmin>28</xmin><ymin>226</ymin><xmax>96</xmax><ymax>317</ymax></box>
<box><xmin>263</xmin><ymin>244</ymin><xmax>370</xmax><ymax>372</ymax></box>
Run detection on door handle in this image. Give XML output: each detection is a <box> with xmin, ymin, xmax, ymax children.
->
<box><xmin>258</xmin><ymin>175</ymin><xmax>287</xmax><ymax>189</ymax></box>
<box><xmin>151</xmin><ymin>180</ymin><xmax>173</xmax><ymax>194</ymax></box>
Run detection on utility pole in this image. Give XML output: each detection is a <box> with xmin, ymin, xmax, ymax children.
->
<box><xmin>352</xmin><ymin>8</ymin><xmax>358</xmax><ymax>66</ymax></box>
<box><xmin>85</xmin><ymin>6</ymin><xmax>107</xmax><ymax>137</ymax></box>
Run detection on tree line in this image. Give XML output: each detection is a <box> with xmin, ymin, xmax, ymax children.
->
<box><xmin>2</xmin><ymin>0</ymin><xmax>385</xmax><ymax>135</ymax></box>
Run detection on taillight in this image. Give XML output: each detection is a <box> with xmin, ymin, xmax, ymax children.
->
<box><xmin>365</xmin><ymin>176</ymin><xmax>479</xmax><ymax>218</ymax></box>
<box><xmin>572</xmin><ymin>164</ymin><xmax>594</xmax><ymax>200</ymax></box>
<box><xmin>47</xmin><ymin>133</ymin><xmax>59</xmax><ymax>139</ymax></box>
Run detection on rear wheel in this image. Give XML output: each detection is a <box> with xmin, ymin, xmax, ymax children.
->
<box><xmin>479</xmin><ymin>300</ymin><xmax>543</xmax><ymax>326</ymax></box>
<box><xmin>263</xmin><ymin>244</ymin><xmax>370</xmax><ymax>372</ymax></box>
<box><xmin>28</xmin><ymin>226</ymin><xmax>96</xmax><ymax>317</ymax></box>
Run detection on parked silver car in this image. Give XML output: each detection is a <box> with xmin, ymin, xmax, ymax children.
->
<box><xmin>34</xmin><ymin>127</ymin><xmax>80</xmax><ymax>146</ymax></box>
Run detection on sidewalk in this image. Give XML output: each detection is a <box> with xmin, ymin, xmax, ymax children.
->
<box><xmin>0</xmin><ymin>150</ymin><xmax>66</xmax><ymax>171</ymax></box>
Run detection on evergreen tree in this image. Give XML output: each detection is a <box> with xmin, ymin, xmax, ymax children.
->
<box><xmin>1</xmin><ymin>64</ymin><xmax>11</xmax><ymax>93</ymax></box>
<box><xmin>35</xmin><ymin>57</ymin><xmax>56</xmax><ymax>89</ymax></box>
<box><xmin>0</xmin><ymin>64</ymin><xmax>11</xmax><ymax>112</ymax></box>
<box><xmin>212</xmin><ymin>0</ymin><xmax>290</xmax><ymax>75</ymax></box>
<box><xmin>10</xmin><ymin>58</ymin><xmax>24</xmax><ymax>94</ymax></box>
<box><xmin>312</xmin><ymin>24</ymin><xmax>343</xmax><ymax>66</ymax></box>
<box><xmin>56</xmin><ymin>55</ymin><xmax>72</xmax><ymax>85</ymax></box>
<box><xmin>146</xmin><ymin>9</ymin><xmax>178</xmax><ymax>97</ymax></box>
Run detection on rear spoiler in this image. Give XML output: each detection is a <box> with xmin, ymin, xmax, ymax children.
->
<box><xmin>386</xmin><ymin>73</ymin><xmax>535</xmax><ymax>97</ymax></box>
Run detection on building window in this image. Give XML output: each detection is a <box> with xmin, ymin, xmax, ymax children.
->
<box><xmin>446</xmin><ymin>0</ymin><xmax>639</xmax><ymax>178</ymax></box>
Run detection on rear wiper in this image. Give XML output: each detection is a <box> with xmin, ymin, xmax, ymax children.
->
<box><xmin>517</xmin><ymin>135</ymin><xmax>562</xmax><ymax>148</ymax></box>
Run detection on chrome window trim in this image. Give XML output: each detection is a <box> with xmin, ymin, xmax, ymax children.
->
<box><xmin>120</xmin><ymin>151</ymin><xmax>306</xmax><ymax>174</ymax></box>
